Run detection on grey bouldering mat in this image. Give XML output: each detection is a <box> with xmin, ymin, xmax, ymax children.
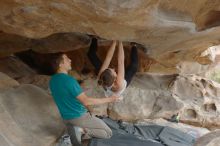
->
<box><xmin>88</xmin><ymin>117</ymin><xmax>195</xmax><ymax>146</ymax></box>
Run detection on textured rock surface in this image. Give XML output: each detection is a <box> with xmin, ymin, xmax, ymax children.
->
<box><xmin>84</xmin><ymin>73</ymin><xmax>220</xmax><ymax>130</ymax></box>
<box><xmin>0</xmin><ymin>72</ymin><xmax>19</xmax><ymax>90</ymax></box>
<box><xmin>1</xmin><ymin>1</ymin><xmax>220</xmax><ymax>145</ymax></box>
<box><xmin>0</xmin><ymin>56</ymin><xmax>36</xmax><ymax>79</ymax></box>
<box><xmin>15</xmin><ymin>40</ymin><xmax>220</xmax><ymax>75</ymax></box>
<box><xmin>17</xmin><ymin>74</ymin><xmax>50</xmax><ymax>90</ymax></box>
<box><xmin>15</xmin><ymin>41</ymin><xmax>155</xmax><ymax>74</ymax></box>
<box><xmin>0</xmin><ymin>71</ymin><xmax>218</xmax><ymax>146</ymax></box>
<box><xmin>0</xmin><ymin>32</ymin><xmax>91</xmax><ymax>57</ymax></box>
<box><xmin>0</xmin><ymin>83</ymin><xmax>64</xmax><ymax>146</ymax></box>
<box><xmin>1</xmin><ymin>0</ymin><xmax>220</xmax><ymax>37</ymax></box>
<box><xmin>194</xmin><ymin>130</ymin><xmax>220</xmax><ymax>146</ymax></box>
<box><xmin>171</xmin><ymin>74</ymin><xmax>220</xmax><ymax>130</ymax></box>
<box><xmin>0</xmin><ymin>0</ymin><xmax>220</xmax><ymax>74</ymax></box>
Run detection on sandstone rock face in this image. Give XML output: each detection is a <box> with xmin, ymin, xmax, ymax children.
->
<box><xmin>194</xmin><ymin>130</ymin><xmax>220</xmax><ymax>146</ymax></box>
<box><xmin>1</xmin><ymin>1</ymin><xmax>220</xmax><ymax>145</ymax></box>
<box><xmin>0</xmin><ymin>0</ymin><xmax>220</xmax><ymax>74</ymax></box>
<box><xmin>31</xmin><ymin>33</ymin><xmax>91</xmax><ymax>54</ymax></box>
<box><xmin>0</xmin><ymin>56</ymin><xmax>36</xmax><ymax>79</ymax></box>
<box><xmin>0</xmin><ymin>32</ymin><xmax>91</xmax><ymax>57</ymax></box>
<box><xmin>106</xmin><ymin>74</ymin><xmax>184</xmax><ymax>120</ymax></box>
<box><xmin>171</xmin><ymin>74</ymin><xmax>220</xmax><ymax>130</ymax></box>
<box><xmin>15</xmin><ymin>40</ymin><xmax>220</xmax><ymax>76</ymax></box>
<box><xmin>0</xmin><ymin>31</ymin><xmax>30</xmax><ymax>57</ymax></box>
<box><xmin>17</xmin><ymin>74</ymin><xmax>50</xmax><ymax>90</ymax></box>
<box><xmin>1</xmin><ymin>0</ymin><xmax>220</xmax><ymax>37</ymax></box>
<box><xmin>85</xmin><ymin>73</ymin><xmax>220</xmax><ymax>130</ymax></box>
<box><xmin>0</xmin><ymin>70</ymin><xmax>215</xmax><ymax>146</ymax></box>
<box><xmin>0</xmin><ymin>83</ymin><xmax>64</xmax><ymax>146</ymax></box>
<box><xmin>0</xmin><ymin>72</ymin><xmax>19</xmax><ymax>90</ymax></box>
<box><xmin>15</xmin><ymin>41</ymin><xmax>155</xmax><ymax>74</ymax></box>
<box><xmin>204</xmin><ymin>59</ymin><xmax>220</xmax><ymax>82</ymax></box>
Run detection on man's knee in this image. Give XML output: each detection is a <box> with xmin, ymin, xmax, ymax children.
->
<box><xmin>85</xmin><ymin>124</ymin><xmax>112</xmax><ymax>139</ymax></box>
<box><xmin>105</xmin><ymin>128</ymin><xmax>112</xmax><ymax>139</ymax></box>
<box><xmin>99</xmin><ymin>128</ymin><xmax>112</xmax><ymax>139</ymax></box>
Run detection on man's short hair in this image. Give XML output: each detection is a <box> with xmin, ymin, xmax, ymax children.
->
<box><xmin>51</xmin><ymin>52</ymin><xmax>65</xmax><ymax>74</ymax></box>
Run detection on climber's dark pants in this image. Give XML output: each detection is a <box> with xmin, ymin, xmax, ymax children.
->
<box><xmin>87</xmin><ymin>38</ymin><xmax>138</xmax><ymax>87</ymax></box>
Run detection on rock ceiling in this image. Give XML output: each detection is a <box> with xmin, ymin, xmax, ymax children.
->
<box><xmin>0</xmin><ymin>0</ymin><xmax>220</xmax><ymax>73</ymax></box>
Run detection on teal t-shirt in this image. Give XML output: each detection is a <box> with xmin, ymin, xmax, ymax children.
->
<box><xmin>49</xmin><ymin>73</ymin><xmax>87</xmax><ymax>120</ymax></box>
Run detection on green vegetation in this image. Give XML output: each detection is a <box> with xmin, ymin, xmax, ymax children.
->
<box><xmin>209</xmin><ymin>71</ymin><xmax>220</xmax><ymax>83</ymax></box>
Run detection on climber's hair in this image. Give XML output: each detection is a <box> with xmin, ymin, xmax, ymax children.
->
<box><xmin>98</xmin><ymin>68</ymin><xmax>116</xmax><ymax>89</ymax></box>
<box><xmin>51</xmin><ymin>52</ymin><xmax>65</xmax><ymax>74</ymax></box>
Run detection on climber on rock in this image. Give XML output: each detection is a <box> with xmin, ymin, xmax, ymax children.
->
<box><xmin>87</xmin><ymin>37</ymin><xmax>139</xmax><ymax>100</ymax></box>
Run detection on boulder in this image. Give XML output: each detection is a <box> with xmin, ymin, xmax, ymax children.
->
<box><xmin>0</xmin><ymin>0</ymin><xmax>220</xmax><ymax>74</ymax></box>
<box><xmin>194</xmin><ymin>130</ymin><xmax>220</xmax><ymax>146</ymax></box>
<box><xmin>0</xmin><ymin>84</ymin><xmax>64</xmax><ymax>146</ymax></box>
<box><xmin>84</xmin><ymin>73</ymin><xmax>220</xmax><ymax>129</ymax></box>
<box><xmin>0</xmin><ymin>72</ymin><xmax>19</xmax><ymax>90</ymax></box>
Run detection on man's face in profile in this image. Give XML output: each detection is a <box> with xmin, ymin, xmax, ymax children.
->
<box><xmin>61</xmin><ymin>54</ymin><xmax>72</xmax><ymax>71</ymax></box>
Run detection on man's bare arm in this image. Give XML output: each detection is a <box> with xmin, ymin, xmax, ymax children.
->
<box><xmin>77</xmin><ymin>92</ymin><xmax>119</xmax><ymax>106</ymax></box>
